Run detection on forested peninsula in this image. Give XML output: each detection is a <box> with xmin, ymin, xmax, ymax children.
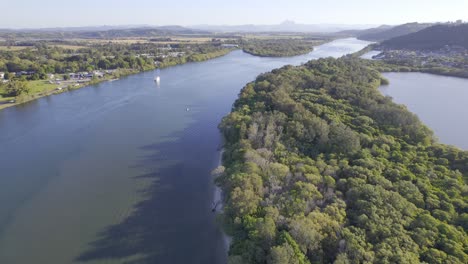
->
<box><xmin>242</xmin><ymin>39</ymin><xmax>326</xmax><ymax>57</ymax></box>
<box><xmin>218</xmin><ymin>57</ymin><xmax>468</xmax><ymax>263</ymax></box>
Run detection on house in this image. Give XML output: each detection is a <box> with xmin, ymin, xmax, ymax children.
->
<box><xmin>0</xmin><ymin>72</ymin><xmax>4</xmax><ymax>79</ymax></box>
<box><xmin>69</xmin><ymin>72</ymin><xmax>92</xmax><ymax>79</ymax></box>
<box><xmin>92</xmin><ymin>71</ymin><xmax>104</xmax><ymax>78</ymax></box>
<box><xmin>46</xmin><ymin>73</ymin><xmax>55</xmax><ymax>79</ymax></box>
<box><xmin>16</xmin><ymin>71</ymin><xmax>35</xmax><ymax>77</ymax></box>
<box><xmin>69</xmin><ymin>73</ymin><xmax>80</xmax><ymax>79</ymax></box>
<box><xmin>168</xmin><ymin>52</ymin><xmax>185</xmax><ymax>58</ymax></box>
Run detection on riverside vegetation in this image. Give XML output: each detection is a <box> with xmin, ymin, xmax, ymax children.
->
<box><xmin>241</xmin><ymin>38</ymin><xmax>328</xmax><ymax>57</ymax></box>
<box><xmin>354</xmin><ymin>46</ymin><xmax>468</xmax><ymax>79</ymax></box>
<box><xmin>0</xmin><ymin>33</ymin><xmax>330</xmax><ymax>109</ymax></box>
<box><xmin>218</xmin><ymin>57</ymin><xmax>468</xmax><ymax>264</ymax></box>
<box><xmin>0</xmin><ymin>41</ymin><xmax>233</xmax><ymax>108</ymax></box>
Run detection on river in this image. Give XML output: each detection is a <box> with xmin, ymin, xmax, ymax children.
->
<box><xmin>0</xmin><ymin>38</ymin><xmax>371</xmax><ymax>264</ymax></box>
<box><xmin>381</xmin><ymin>72</ymin><xmax>468</xmax><ymax>150</ymax></box>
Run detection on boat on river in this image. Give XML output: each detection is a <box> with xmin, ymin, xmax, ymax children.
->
<box><xmin>155</xmin><ymin>69</ymin><xmax>161</xmax><ymax>83</ymax></box>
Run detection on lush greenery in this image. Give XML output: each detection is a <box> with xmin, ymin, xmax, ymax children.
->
<box><xmin>0</xmin><ymin>41</ymin><xmax>232</xmax><ymax>108</ymax></box>
<box><xmin>351</xmin><ymin>44</ymin><xmax>379</xmax><ymax>58</ymax></box>
<box><xmin>353</xmin><ymin>49</ymin><xmax>468</xmax><ymax>78</ymax></box>
<box><xmin>381</xmin><ymin>24</ymin><xmax>468</xmax><ymax>50</ymax></box>
<box><xmin>358</xmin><ymin>23</ymin><xmax>433</xmax><ymax>42</ymax></box>
<box><xmin>363</xmin><ymin>57</ymin><xmax>468</xmax><ymax>79</ymax></box>
<box><xmin>242</xmin><ymin>39</ymin><xmax>326</xmax><ymax>57</ymax></box>
<box><xmin>0</xmin><ymin>42</ymin><xmax>231</xmax><ymax>78</ymax></box>
<box><xmin>218</xmin><ymin>57</ymin><xmax>468</xmax><ymax>263</ymax></box>
<box><xmin>355</xmin><ymin>46</ymin><xmax>468</xmax><ymax>79</ymax></box>
<box><xmin>157</xmin><ymin>48</ymin><xmax>232</xmax><ymax>68</ymax></box>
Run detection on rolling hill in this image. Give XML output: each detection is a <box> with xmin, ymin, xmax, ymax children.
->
<box><xmin>338</xmin><ymin>24</ymin><xmax>393</xmax><ymax>37</ymax></box>
<box><xmin>381</xmin><ymin>23</ymin><xmax>468</xmax><ymax>50</ymax></box>
<box><xmin>358</xmin><ymin>22</ymin><xmax>433</xmax><ymax>42</ymax></box>
<box><xmin>0</xmin><ymin>26</ymin><xmax>210</xmax><ymax>39</ymax></box>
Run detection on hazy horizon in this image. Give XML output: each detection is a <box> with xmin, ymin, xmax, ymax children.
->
<box><xmin>0</xmin><ymin>21</ymin><xmax>380</xmax><ymax>31</ymax></box>
<box><xmin>1</xmin><ymin>0</ymin><xmax>467</xmax><ymax>29</ymax></box>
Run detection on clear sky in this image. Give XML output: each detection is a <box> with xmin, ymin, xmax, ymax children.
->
<box><xmin>2</xmin><ymin>0</ymin><xmax>468</xmax><ymax>28</ymax></box>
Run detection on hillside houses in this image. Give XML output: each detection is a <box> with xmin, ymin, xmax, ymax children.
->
<box><xmin>374</xmin><ymin>47</ymin><xmax>468</xmax><ymax>72</ymax></box>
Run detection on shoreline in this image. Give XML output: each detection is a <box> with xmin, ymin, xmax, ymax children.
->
<box><xmin>0</xmin><ymin>49</ymin><xmax>234</xmax><ymax>111</ymax></box>
<box><xmin>212</xmin><ymin>148</ymin><xmax>232</xmax><ymax>254</ymax></box>
<box><xmin>241</xmin><ymin>39</ymin><xmax>332</xmax><ymax>58</ymax></box>
<box><xmin>242</xmin><ymin>47</ymin><xmax>315</xmax><ymax>58</ymax></box>
<box><xmin>357</xmin><ymin>46</ymin><xmax>468</xmax><ymax>80</ymax></box>
<box><xmin>0</xmin><ymin>73</ymin><xmax>137</xmax><ymax>110</ymax></box>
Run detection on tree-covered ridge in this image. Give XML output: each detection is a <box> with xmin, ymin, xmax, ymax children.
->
<box><xmin>381</xmin><ymin>24</ymin><xmax>468</xmax><ymax>50</ymax></box>
<box><xmin>242</xmin><ymin>39</ymin><xmax>325</xmax><ymax>57</ymax></box>
<box><xmin>358</xmin><ymin>23</ymin><xmax>433</xmax><ymax>42</ymax></box>
<box><xmin>218</xmin><ymin>57</ymin><xmax>468</xmax><ymax>264</ymax></box>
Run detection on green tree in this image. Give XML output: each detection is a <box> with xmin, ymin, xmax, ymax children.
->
<box><xmin>5</xmin><ymin>81</ymin><xmax>29</xmax><ymax>96</ymax></box>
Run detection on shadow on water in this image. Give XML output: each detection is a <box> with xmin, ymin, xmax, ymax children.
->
<box><xmin>75</xmin><ymin>109</ymin><xmax>227</xmax><ymax>264</ymax></box>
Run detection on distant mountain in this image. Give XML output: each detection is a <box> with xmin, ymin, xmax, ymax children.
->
<box><xmin>76</xmin><ymin>27</ymin><xmax>209</xmax><ymax>38</ymax></box>
<box><xmin>354</xmin><ymin>25</ymin><xmax>394</xmax><ymax>36</ymax></box>
<box><xmin>358</xmin><ymin>22</ymin><xmax>433</xmax><ymax>42</ymax></box>
<box><xmin>381</xmin><ymin>23</ymin><xmax>468</xmax><ymax>50</ymax></box>
<box><xmin>191</xmin><ymin>21</ymin><xmax>376</xmax><ymax>33</ymax></box>
<box><xmin>0</xmin><ymin>25</ymin><xmax>154</xmax><ymax>33</ymax></box>
<box><xmin>0</xmin><ymin>26</ymin><xmax>210</xmax><ymax>39</ymax></box>
<box><xmin>0</xmin><ymin>22</ymin><xmax>378</xmax><ymax>37</ymax></box>
<box><xmin>335</xmin><ymin>25</ymin><xmax>393</xmax><ymax>38</ymax></box>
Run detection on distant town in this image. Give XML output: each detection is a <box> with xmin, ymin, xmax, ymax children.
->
<box><xmin>373</xmin><ymin>45</ymin><xmax>468</xmax><ymax>70</ymax></box>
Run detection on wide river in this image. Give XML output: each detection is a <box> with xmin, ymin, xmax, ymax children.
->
<box><xmin>381</xmin><ymin>73</ymin><xmax>468</xmax><ymax>150</ymax></box>
<box><xmin>0</xmin><ymin>38</ymin><xmax>371</xmax><ymax>264</ymax></box>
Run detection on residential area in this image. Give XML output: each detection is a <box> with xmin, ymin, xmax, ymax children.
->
<box><xmin>371</xmin><ymin>45</ymin><xmax>468</xmax><ymax>70</ymax></box>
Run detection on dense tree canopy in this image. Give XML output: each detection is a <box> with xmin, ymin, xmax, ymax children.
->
<box><xmin>0</xmin><ymin>42</ymin><xmax>231</xmax><ymax>79</ymax></box>
<box><xmin>218</xmin><ymin>57</ymin><xmax>468</xmax><ymax>263</ymax></box>
<box><xmin>2</xmin><ymin>80</ymin><xmax>29</xmax><ymax>96</ymax></box>
<box><xmin>242</xmin><ymin>39</ymin><xmax>324</xmax><ymax>57</ymax></box>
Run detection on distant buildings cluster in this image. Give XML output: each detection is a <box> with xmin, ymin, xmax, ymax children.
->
<box><xmin>68</xmin><ymin>70</ymin><xmax>115</xmax><ymax>80</ymax></box>
<box><xmin>376</xmin><ymin>46</ymin><xmax>468</xmax><ymax>70</ymax></box>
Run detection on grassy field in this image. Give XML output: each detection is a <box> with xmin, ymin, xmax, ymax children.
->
<box><xmin>242</xmin><ymin>34</ymin><xmax>306</xmax><ymax>40</ymax></box>
<box><xmin>27</xmin><ymin>80</ymin><xmax>58</xmax><ymax>94</ymax></box>
<box><xmin>0</xmin><ymin>46</ymin><xmax>32</xmax><ymax>51</ymax></box>
<box><xmin>69</xmin><ymin>36</ymin><xmax>236</xmax><ymax>45</ymax></box>
<box><xmin>0</xmin><ymin>45</ymin><xmax>87</xmax><ymax>51</ymax></box>
<box><xmin>51</xmin><ymin>44</ymin><xmax>87</xmax><ymax>50</ymax></box>
<box><xmin>0</xmin><ymin>80</ymin><xmax>58</xmax><ymax>109</ymax></box>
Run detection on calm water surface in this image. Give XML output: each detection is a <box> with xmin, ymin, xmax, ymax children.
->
<box><xmin>0</xmin><ymin>38</ymin><xmax>371</xmax><ymax>264</ymax></box>
<box><xmin>381</xmin><ymin>72</ymin><xmax>468</xmax><ymax>150</ymax></box>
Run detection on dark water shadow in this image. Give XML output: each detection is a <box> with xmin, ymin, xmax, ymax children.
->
<box><xmin>75</xmin><ymin>110</ymin><xmax>227</xmax><ymax>264</ymax></box>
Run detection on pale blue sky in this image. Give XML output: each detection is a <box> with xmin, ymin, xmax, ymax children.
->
<box><xmin>2</xmin><ymin>0</ymin><xmax>468</xmax><ymax>28</ymax></box>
